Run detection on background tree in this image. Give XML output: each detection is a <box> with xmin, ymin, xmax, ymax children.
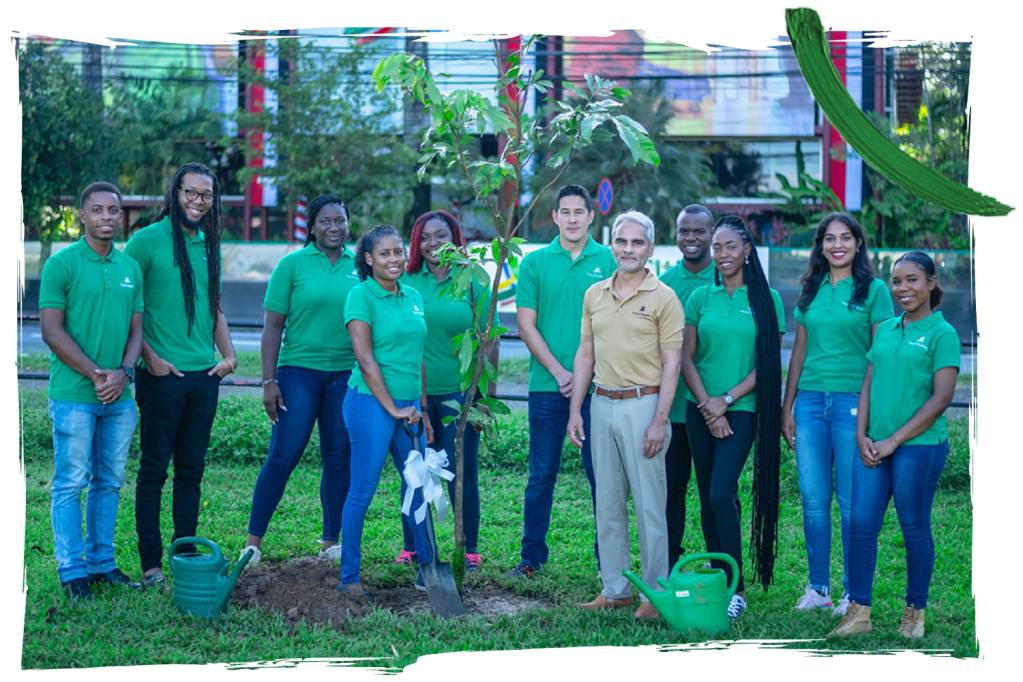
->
<box><xmin>374</xmin><ymin>36</ymin><xmax>660</xmax><ymax>593</ymax></box>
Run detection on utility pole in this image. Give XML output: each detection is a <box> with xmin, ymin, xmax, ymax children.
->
<box><xmin>403</xmin><ymin>31</ymin><xmax>430</xmax><ymax>234</ymax></box>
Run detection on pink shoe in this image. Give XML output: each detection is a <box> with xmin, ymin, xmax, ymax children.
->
<box><xmin>393</xmin><ymin>549</ymin><xmax>418</xmax><ymax>566</ymax></box>
<box><xmin>465</xmin><ymin>553</ymin><xmax>482</xmax><ymax>572</ymax></box>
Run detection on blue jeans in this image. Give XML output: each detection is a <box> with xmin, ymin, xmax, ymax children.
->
<box><xmin>340</xmin><ymin>386</ymin><xmax>432</xmax><ymax>584</ymax></box>
<box><xmin>848</xmin><ymin>440</ymin><xmax>948</xmax><ymax>609</ymax></box>
<box><xmin>520</xmin><ymin>392</ymin><xmax>598</xmax><ymax>568</ymax></box>
<box><xmin>248</xmin><ymin>367</ymin><xmax>352</xmax><ymax>543</ymax></box>
<box><xmin>49</xmin><ymin>399</ymin><xmax>137</xmax><ymax>583</ymax></box>
<box><xmin>794</xmin><ymin>391</ymin><xmax>858</xmax><ymax>595</ymax></box>
<box><xmin>400</xmin><ymin>392</ymin><xmax>481</xmax><ymax>553</ymax></box>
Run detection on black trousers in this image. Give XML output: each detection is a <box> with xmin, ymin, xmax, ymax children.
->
<box><xmin>686</xmin><ymin>402</ymin><xmax>754</xmax><ymax>594</ymax></box>
<box><xmin>135</xmin><ymin>368</ymin><xmax>220</xmax><ymax>572</ymax></box>
<box><xmin>664</xmin><ymin>422</ymin><xmax>693</xmax><ymax>571</ymax></box>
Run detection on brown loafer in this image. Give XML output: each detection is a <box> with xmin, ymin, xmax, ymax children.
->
<box><xmin>634</xmin><ymin>601</ymin><xmax>660</xmax><ymax>619</ymax></box>
<box><xmin>577</xmin><ymin>595</ymin><xmax>635</xmax><ymax>610</ymax></box>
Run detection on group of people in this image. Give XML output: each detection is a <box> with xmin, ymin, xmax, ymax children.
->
<box><xmin>40</xmin><ymin>166</ymin><xmax>959</xmax><ymax>641</ymax></box>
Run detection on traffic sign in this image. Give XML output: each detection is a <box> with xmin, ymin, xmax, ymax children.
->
<box><xmin>597</xmin><ymin>177</ymin><xmax>613</xmax><ymax>216</ymax></box>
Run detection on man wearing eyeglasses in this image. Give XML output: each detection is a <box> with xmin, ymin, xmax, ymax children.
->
<box><xmin>124</xmin><ymin>163</ymin><xmax>237</xmax><ymax>588</ymax></box>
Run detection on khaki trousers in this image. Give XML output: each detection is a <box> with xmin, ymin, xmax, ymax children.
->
<box><xmin>590</xmin><ymin>392</ymin><xmax>670</xmax><ymax>602</ymax></box>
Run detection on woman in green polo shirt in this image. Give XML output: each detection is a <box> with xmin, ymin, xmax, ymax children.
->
<box><xmin>241</xmin><ymin>194</ymin><xmax>360</xmax><ymax>565</ymax></box>
<box><xmin>679</xmin><ymin>215</ymin><xmax>785</xmax><ymax>621</ymax></box>
<box><xmin>781</xmin><ymin>213</ymin><xmax>893</xmax><ymax>615</ymax></box>
<box><xmin>338</xmin><ymin>225</ymin><xmax>434</xmax><ymax>597</ymax></box>
<box><xmin>393</xmin><ymin>210</ymin><xmax>499</xmax><ymax>572</ymax></box>
<box><xmin>830</xmin><ymin>251</ymin><xmax>959</xmax><ymax>640</ymax></box>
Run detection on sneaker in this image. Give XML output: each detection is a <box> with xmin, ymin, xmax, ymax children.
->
<box><xmin>88</xmin><ymin>568</ymin><xmax>142</xmax><ymax>590</ymax></box>
<box><xmin>727</xmin><ymin>594</ymin><xmax>747</xmax><ymax>620</ymax></box>
<box><xmin>465</xmin><ymin>553</ymin><xmax>482</xmax><ymax>572</ymax></box>
<box><xmin>504</xmin><ymin>561</ymin><xmax>539</xmax><ymax>579</ymax></box>
<box><xmin>393</xmin><ymin>549</ymin><xmax>418</xmax><ymax>566</ymax></box>
<box><xmin>318</xmin><ymin>544</ymin><xmax>342</xmax><ymax>562</ymax></box>
<box><xmin>897</xmin><ymin>605</ymin><xmax>926</xmax><ymax>639</ymax></box>
<box><xmin>142</xmin><ymin>572</ymin><xmax>167</xmax><ymax>589</ymax></box>
<box><xmin>415</xmin><ymin>568</ymin><xmax>426</xmax><ymax>592</ymax></box>
<box><xmin>833</xmin><ymin>593</ymin><xmax>851</xmax><ymax>616</ymax></box>
<box><xmin>62</xmin><ymin>577</ymin><xmax>94</xmax><ymax>601</ymax></box>
<box><xmin>241</xmin><ymin>545</ymin><xmax>261</xmax><ymax>566</ymax></box>
<box><xmin>793</xmin><ymin>584</ymin><xmax>833</xmax><ymax>610</ymax></box>
<box><xmin>828</xmin><ymin>601</ymin><xmax>872</xmax><ymax>637</ymax></box>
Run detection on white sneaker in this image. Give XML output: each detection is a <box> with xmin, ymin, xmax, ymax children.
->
<box><xmin>728</xmin><ymin>594</ymin><xmax>747</xmax><ymax>620</ymax></box>
<box><xmin>794</xmin><ymin>584</ymin><xmax>833</xmax><ymax>610</ymax></box>
<box><xmin>833</xmin><ymin>593</ymin><xmax>851</xmax><ymax>616</ymax></box>
<box><xmin>318</xmin><ymin>543</ymin><xmax>342</xmax><ymax>562</ymax></box>
<box><xmin>241</xmin><ymin>545</ymin><xmax>261</xmax><ymax>567</ymax></box>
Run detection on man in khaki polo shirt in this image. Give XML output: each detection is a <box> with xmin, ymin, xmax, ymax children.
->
<box><xmin>567</xmin><ymin>210</ymin><xmax>683</xmax><ymax>619</ymax></box>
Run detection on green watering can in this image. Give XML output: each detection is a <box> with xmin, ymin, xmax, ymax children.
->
<box><xmin>622</xmin><ymin>552</ymin><xmax>739</xmax><ymax>635</ymax></box>
<box><xmin>168</xmin><ymin>537</ymin><xmax>253</xmax><ymax>618</ymax></box>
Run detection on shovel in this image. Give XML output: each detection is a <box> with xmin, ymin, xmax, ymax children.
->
<box><xmin>403</xmin><ymin>421</ymin><xmax>466</xmax><ymax>618</ymax></box>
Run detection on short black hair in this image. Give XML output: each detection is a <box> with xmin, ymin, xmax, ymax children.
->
<box><xmin>677</xmin><ymin>204</ymin><xmax>713</xmax><ymax>225</ymax></box>
<box><xmin>554</xmin><ymin>184</ymin><xmax>593</xmax><ymax>213</ymax></box>
<box><xmin>80</xmin><ymin>182</ymin><xmax>122</xmax><ymax>209</ymax></box>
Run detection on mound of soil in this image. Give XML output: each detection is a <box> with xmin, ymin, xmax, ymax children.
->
<box><xmin>231</xmin><ymin>557</ymin><xmax>552</xmax><ymax>629</ymax></box>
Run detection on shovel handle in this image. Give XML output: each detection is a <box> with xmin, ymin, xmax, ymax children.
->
<box><xmin>402</xmin><ymin>420</ymin><xmax>439</xmax><ymax>565</ymax></box>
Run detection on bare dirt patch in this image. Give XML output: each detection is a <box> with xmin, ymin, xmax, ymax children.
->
<box><xmin>231</xmin><ymin>557</ymin><xmax>553</xmax><ymax>629</ymax></box>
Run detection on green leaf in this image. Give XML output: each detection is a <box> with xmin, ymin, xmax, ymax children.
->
<box><xmin>478</xmin><ymin>397</ymin><xmax>512</xmax><ymax>415</ymax></box>
<box><xmin>563</xmin><ymin>81</ymin><xmax>587</xmax><ymax>98</ymax></box>
<box><xmin>489</xmin><ymin>325</ymin><xmax>510</xmax><ymax>340</ymax></box>
<box><xmin>458</xmin><ymin>333</ymin><xmax>475</xmax><ymax>376</ymax></box>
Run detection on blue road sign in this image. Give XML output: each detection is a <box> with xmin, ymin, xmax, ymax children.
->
<box><xmin>598</xmin><ymin>177</ymin><xmax>613</xmax><ymax>215</ymax></box>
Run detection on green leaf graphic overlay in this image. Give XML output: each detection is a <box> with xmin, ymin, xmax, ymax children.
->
<box><xmin>786</xmin><ymin>8</ymin><xmax>1013</xmax><ymax>217</ymax></box>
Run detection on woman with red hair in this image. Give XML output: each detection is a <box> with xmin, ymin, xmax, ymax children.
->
<box><xmin>394</xmin><ymin>210</ymin><xmax>500</xmax><ymax>576</ymax></box>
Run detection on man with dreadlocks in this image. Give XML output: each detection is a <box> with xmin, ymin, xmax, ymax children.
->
<box><xmin>124</xmin><ymin>162</ymin><xmax>238</xmax><ymax>588</ymax></box>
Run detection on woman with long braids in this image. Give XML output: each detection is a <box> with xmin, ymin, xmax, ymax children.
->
<box><xmin>337</xmin><ymin>225</ymin><xmax>435</xmax><ymax>598</ymax></box>
<box><xmin>124</xmin><ymin>162</ymin><xmax>238</xmax><ymax>587</ymax></box>
<box><xmin>782</xmin><ymin>213</ymin><xmax>893</xmax><ymax>615</ymax></box>
<box><xmin>679</xmin><ymin>215</ymin><xmax>784</xmax><ymax>620</ymax></box>
<box><xmin>240</xmin><ymin>194</ymin><xmax>360</xmax><ymax>565</ymax></box>
<box><xmin>393</xmin><ymin>210</ymin><xmax>499</xmax><ymax>572</ymax></box>
<box><xmin>830</xmin><ymin>252</ymin><xmax>959</xmax><ymax>640</ymax></box>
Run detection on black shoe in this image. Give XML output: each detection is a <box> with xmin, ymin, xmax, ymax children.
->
<box><xmin>504</xmin><ymin>561</ymin><xmax>539</xmax><ymax>579</ymax></box>
<box><xmin>89</xmin><ymin>568</ymin><xmax>142</xmax><ymax>590</ymax></box>
<box><xmin>62</xmin><ymin>577</ymin><xmax>94</xmax><ymax>601</ymax></box>
<box><xmin>142</xmin><ymin>572</ymin><xmax>167</xmax><ymax>589</ymax></box>
<box><xmin>415</xmin><ymin>568</ymin><xmax>426</xmax><ymax>592</ymax></box>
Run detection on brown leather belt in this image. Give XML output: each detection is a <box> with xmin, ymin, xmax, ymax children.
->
<box><xmin>594</xmin><ymin>385</ymin><xmax>660</xmax><ymax>400</ymax></box>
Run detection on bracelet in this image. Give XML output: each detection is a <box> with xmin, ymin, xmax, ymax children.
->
<box><xmin>262</xmin><ymin>379</ymin><xmax>277</xmax><ymax>386</ymax></box>
<box><xmin>227</xmin><ymin>357</ymin><xmax>237</xmax><ymax>370</ymax></box>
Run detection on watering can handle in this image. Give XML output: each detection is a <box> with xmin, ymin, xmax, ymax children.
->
<box><xmin>671</xmin><ymin>552</ymin><xmax>741</xmax><ymax>597</ymax></box>
<box><xmin>168</xmin><ymin>537</ymin><xmax>222</xmax><ymax>564</ymax></box>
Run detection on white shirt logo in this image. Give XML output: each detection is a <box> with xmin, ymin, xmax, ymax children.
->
<box><xmin>120</xmin><ymin>276</ymin><xmax>134</xmax><ymax>289</ymax></box>
<box><xmin>587</xmin><ymin>266</ymin><xmax>603</xmax><ymax>278</ymax></box>
<box><xmin>908</xmin><ymin>335</ymin><xmax>928</xmax><ymax>349</ymax></box>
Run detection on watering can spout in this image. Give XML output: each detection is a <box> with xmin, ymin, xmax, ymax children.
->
<box><xmin>622</xmin><ymin>569</ymin><xmax>660</xmax><ymax>604</ymax></box>
<box><xmin>217</xmin><ymin>548</ymin><xmax>253</xmax><ymax>613</ymax></box>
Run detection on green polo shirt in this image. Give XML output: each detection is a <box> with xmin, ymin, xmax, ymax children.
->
<box><xmin>516</xmin><ymin>235</ymin><xmax>617</xmax><ymax>392</ymax></box>
<box><xmin>39</xmin><ymin>238</ymin><xmax>144</xmax><ymax>404</ymax></box>
<box><xmin>403</xmin><ymin>267</ymin><xmax>492</xmax><ymax>396</ymax></box>
<box><xmin>684</xmin><ymin>283</ymin><xmax>786</xmax><ymax>413</ymax></box>
<box><xmin>345</xmin><ymin>278</ymin><xmax>427</xmax><ymax>401</ymax></box>
<box><xmin>793</xmin><ymin>276</ymin><xmax>893</xmax><ymax>393</ymax></box>
<box><xmin>660</xmin><ymin>261</ymin><xmax>714</xmax><ymax>423</ymax></box>
<box><xmin>124</xmin><ymin>216</ymin><xmax>218</xmax><ymax>371</ymax></box>
<box><xmin>264</xmin><ymin>243</ymin><xmax>360</xmax><ymax>371</ymax></box>
<box><xmin>866</xmin><ymin>311</ymin><xmax>960</xmax><ymax>446</ymax></box>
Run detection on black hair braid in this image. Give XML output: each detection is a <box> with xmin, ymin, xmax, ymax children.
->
<box><xmin>797</xmin><ymin>212</ymin><xmax>876</xmax><ymax>313</ymax></box>
<box><xmin>157</xmin><ymin>162</ymin><xmax>223</xmax><ymax>336</ymax></box>
<box><xmin>355</xmin><ymin>225</ymin><xmax>401</xmax><ymax>281</ymax></box>
<box><xmin>304</xmin><ymin>194</ymin><xmax>349</xmax><ymax>246</ymax></box>
<box><xmin>713</xmin><ymin>215</ymin><xmax>782</xmax><ymax>588</ymax></box>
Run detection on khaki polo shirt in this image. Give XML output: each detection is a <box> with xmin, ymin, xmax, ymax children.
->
<box><xmin>580</xmin><ymin>270</ymin><xmax>684</xmax><ymax>389</ymax></box>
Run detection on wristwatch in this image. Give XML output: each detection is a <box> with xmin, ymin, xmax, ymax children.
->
<box><xmin>722</xmin><ymin>393</ymin><xmax>734</xmax><ymax>406</ymax></box>
<box><xmin>120</xmin><ymin>364</ymin><xmax>135</xmax><ymax>383</ymax></box>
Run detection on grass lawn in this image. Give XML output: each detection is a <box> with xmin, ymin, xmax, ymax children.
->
<box><xmin>19</xmin><ymin>387</ymin><xmax>976</xmax><ymax>669</ymax></box>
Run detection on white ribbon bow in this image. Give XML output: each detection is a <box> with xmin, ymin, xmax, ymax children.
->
<box><xmin>401</xmin><ymin>447</ymin><xmax>455</xmax><ymax>525</ymax></box>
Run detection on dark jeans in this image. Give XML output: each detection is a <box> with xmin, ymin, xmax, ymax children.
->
<box><xmin>520</xmin><ymin>392</ymin><xmax>598</xmax><ymax>568</ymax></box>
<box><xmin>665</xmin><ymin>421</ymin><xmax>693</xmax><ymax>570</ymax></box>
<box><xmin>686</xmin><ymin>402</ymin><xmax>754</xmax><ymax>594</ymax></box>
<box><xmin>248</xmin><ymin>367</ymin><xmax>352</xmax><ymax>543</ymax></box>
<box><xmin>848</xmin><ymin>440</ymin><xmax>948</xmax><ymax>609</ymax></box>
<box><xmin>135</xmin><ymin>368</ymin><xmax>221</xmax><ymax>572</ymax></box>
<box><xmin>401</xmin><ymin>391</ymin><xmax>480</xmax><ymax>553</ymax></box>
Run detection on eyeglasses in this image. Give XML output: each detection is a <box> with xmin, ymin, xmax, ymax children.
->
<box><xmin>181</xmin><ymin>188</ymin><xmax>216</xmax><ymax>205</ymax></box>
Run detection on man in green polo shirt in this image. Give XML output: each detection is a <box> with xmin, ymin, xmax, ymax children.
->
<box><xmin>40</xmin><ymin>182</ymin><xmax>144</xmax><ymax>599</ymax></box>
<box><xmin>506</xmin><ymin>184</ymin><xmax>617</xmax><ymax>578</ymax></box>
<box><xmin>124</xmin><ymin>162</ymin><xmax>238</xmax><ymax>587</ymax></box>
<box><xmin>658</xmin><ymin>204</ymin><xmax>714</xmax><ymax>570</ymax></box>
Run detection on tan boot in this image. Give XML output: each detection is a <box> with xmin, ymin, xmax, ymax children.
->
<box><xmin>897</xmin><ymin>606</ymin><xmax>926</xmax><ymax>639</ymax></box>
<box><xmin>827</xmin><ymin>601</ymin><xmax>872</xmax><ymax>637</ymax></box>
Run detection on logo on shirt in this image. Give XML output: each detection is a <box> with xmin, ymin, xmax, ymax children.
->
<box><xmin>841</xmin><ymin>300</ymin><xmax>866</xmax><ymax>312</ymax></box>
<box><xmin>740</xmin><ymin>308</ymin><xmax>753</xmax><ymax>315</ymax></box>
<box><xmin>119</xmin><ymin>276</ymin><xmax>134</xmax><ymax>289</ymax></box>
<box><xmin>908</xmin><ymin>335</ymin><xmax>928</xmax><ymax>349</ymax></box>
<box><xmin>412</xmin><ymin>304</ymin><xmax>425</xmax><ymax>316</ymax></box>
<box><xmin>587</xmin><ymin>266</ymin><xmax>604</xmax><ymax>278</ymax></box>
<box><xmin>632</xmin><ymin>305</ymin><xmax>651</xmax><ymax>319</ymax></box>
<box><xmin>347</xmin><ymin>272</ymin><xmax>360</xmax><ymax>280</ymax></box>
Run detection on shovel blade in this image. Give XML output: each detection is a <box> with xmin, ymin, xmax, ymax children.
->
<box><xmin>421</xmin><ymin>561</ymin><xmax>466</xmax><ymax>617</ymax></box>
